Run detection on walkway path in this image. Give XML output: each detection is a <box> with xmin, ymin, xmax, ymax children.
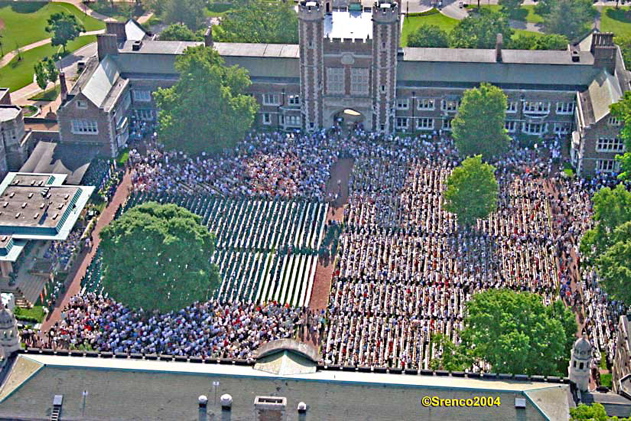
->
<box><xmin>41</xmin><ymin>170</ymin><xmax>133</xmax><ymax>333</ymax></box>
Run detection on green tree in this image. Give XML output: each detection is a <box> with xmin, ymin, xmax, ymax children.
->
<box><xmin>44</xmin><ymin>57</ymin><xmax>59</xmax><ymax>84</ymax></box>
<box><xmin>443</xmin><ymin>155</ymin><xmax>499</xmax><ymax>227</ymax></box>
<box><xmin>45</xmin><ymin>12</ymin><xmax>85</xmax><ymax>53</ymax></box>
<box><xmin>571</xmin><ymin>403</ymin><xmax>631</xmax><ymax>421</ymax></box>
<box><xmin>452</xmin><ymin>83</ymin><xmax>510</xmax><ymax>159</ymax></box>
<box><xmin>498</xmin><ymin>0</ymin><xmax>523</xmax><ymax>18</ymax></box>
<box><xmin>215</xmin><ymin>0</ymin><xmax>298</xmax><ymax>44</ymax></box>
<box><xmin>407</xmin><ymin>24</ymin><xmax>449</xmax><ymax>48</ymax></box>
<box><xmin>610</xmin><ymin>91</ymin><xmax>631</xmax><ymax>180</ymax></box>
<box><xmin>540</xmin><ymin>0</ymin><xmax>595</xmax><ymax>41</ymax></box>
<box><xmin>615</xmin><ymin>35</ymin><xmax>631</xmax><ymax>70</ymax></box>
<box><xmin>450</xmin><ymin>9</ymin><xmax>513</xmax><ymax>49</ymax></box>
<box><xmin>461</xmin><ymin>290</ymin><xmax>575</xmax><ymax>375</ymax></box>
<box><xmin>160</xmin><ymin>23</ymin><xmax>202</xmax><ymax>41</ymax></box>
<box><xmin>154</xmin><ymin>45</ymin><xmax>259</xmax><ymax>155</ymax></box>
<box><xmin>163</xmin><ymin>0</ymin><xmax>207</xmax><ymax>30</ymax></box>
<box><xmin>429</xmin><ymin>333</ymin><xmax>471</xmax><ymax>371</ymax></box>
<box><xmin>34</xmin><ymin>62</ymin><xmax>48</xmax><ymax>90</ymax></box>
<box><xmin>100</xmin><ymin>202</ymin><xmax>220</xmax><ymax>313</ymax></box>
<box><xmin>509</xmin><ymin>34</ymin><xmax>569</xmax><ymax>50</ymax></box>
<box><xmin>597</xmin><ymin>234</ymin><xmax>631</xmax><ymax>305</ymax></box>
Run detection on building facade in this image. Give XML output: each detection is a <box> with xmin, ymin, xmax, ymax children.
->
<box><xmin>55</xmin><ymin>4</ymin><xmax>631</xmax><ymax>176</ymax></box>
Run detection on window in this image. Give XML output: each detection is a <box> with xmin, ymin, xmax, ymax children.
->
<box><xmin>262</xmin><ymin>113</ymin><xmax>272</xmax><ymax>125</ymax></box>
<box><xmin>70</xmin><ymin>119</ymin><xmax>99</xmax><ymax>135</ymax></box>
<box><xmin>133</xmin><ymin>90</ymin><xmax>152</xmax><ymax>102</ymax></box>
<box><xmin>395</xmin><ymin>117</ymin><xmax>408</xmax><ymax>130</ymax></box>
<box><xmin>596</xmin><ymin>159</ymin><xmax>619</xmax><ymax>172</ymax></box>
<box><xmin>288</xmin><ymin>95</ymin><xmax>300</xmax><ymax>106</ymax></box>
<box><xmin>396</xmin><ymin>99</ymin><xmax>409</xmax><ymax>110</ymax></box>
<box><xmin>579</xmin><ymin>362</ymin><xmax>584</xmax><ymax>370</ymax></box>
<box><xmin>76</xmin><ymin>100</ymin><xmax>88</xmax><ymax>109</ymax></box>
<box><xmin>326</xmin><ymin>68</ymin><xmax>344</xmax><ymax>95</ymax></box>
<box><xmin>522</xmin><ymin>122</ymin><xmax>547</xmax><ymax>135</ymax></box>
<box><xmin>417</xmin><ymin>118</ymin><xmax>434</xmax><ymax>130</ymax></box>
<box><xmin>442</xmin><ymin>119</ymin><xmax>452</xmax><ymax>130</ymax></box>
<box><xmin>505</xmin><ymin>121</ymin><xmax>517</xmax><ymax>133</ymax></box>
<box><xmin>380</xmin><ymin>85</ymin><xmax>386</xmax><ymax>93</ymax></box>
<box><xmin>553</xmin><ymin>123</ymin><xmax>571</xmax><ymax>135</ymax></box>
<box><xmin>506</xmin><ymin>102</ymin><xmax>518</xmax><ymax>113</ymax></box>
<box><xmin>556</xmin><ymin>102</ymin><xmax>575</xmax><ymax>114</ymax></box>
<box><xmin>596</xmin><ymin>137</ymin><xmax>625</xmax><ymax>152</ymax></box>
<box><xmin>286</xmin><ymin>115</ymin><xmax>301</xmax><ymax>127</ymax></box>
<box><xmin>136</xmin><ymin>109</ymin><xmax>153</xmax><ymax>121</ymax></box>
<box><xmin>523</xmin><ymin>101</ymin><xmax>550</xmax><ymax>114</ymax></box>
<box><xmin>350</xmin><ymin>68</ymin><xmax>369</xmax><ymax>96</ymax></box>
<box><xmin>417</xmin><ymin>99</ymin><xmax>435</xmax><ymax>110</ymax></box>
<box><xmin>262</xmin><ymin>94</ymin><xmax>280</xmax><ymax>106</ymax></box>
<box><xmin>608</xmin><ymin>116</ymin><xmax>622</xmax><ymax>126</ymax></box>
<box><xmin>441</xmin><ymin>99</ymin><xmax>459</xmax><ymax>112</ymax></box>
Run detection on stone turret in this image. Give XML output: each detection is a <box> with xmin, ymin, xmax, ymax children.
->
<box><xmin>298</xmin><ymin>0</ymin><xmax>325</xmax><ymax>132</ymax></box>
<box><xmin>569</xmin><ymin>337</ymin><xmax>592</xmax><ymax>392</ymax></box>
<box><xmin>0</xmin><ymin>301</ymin><xmax>20</xmax><ymax>359</ymax></box>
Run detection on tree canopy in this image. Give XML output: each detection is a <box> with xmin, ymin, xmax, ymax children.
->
<box><xmin>580</xmin><ymin>184</ymin><xmax>631</xmax><ymax>305</ymax></box>
<box><xmin>510</xmin><ymin>33</ymin><xmax>569</xmax><ymax>50</ymax></box>
<box><xmin>610</xmin><ymin>90</ymin><xmax>631</xmax><ymax>180</ymax></box>
<box><xmin>571</xmin><ymin>403</ymin><xmax>631</xmax><ymax>421</ymax></box>
<box><xmin>450</xmin><ymin>9</ymin><xmax>513</xmax><ymax>49</ymax></box>
<box><xmin>498</xmin><ymin>0</ymin><xmax>523</xmax><ymax>18</ymax></box>
<box><xmin>452</xmin><ymin>83</ymin><xmax>510</xmax><ymax>159</ymax></box>
<box><xmin>431</xmin><ymin>290</ymin><xmax>577</xmax><ymax>376</ymax></box>
<box><xmin>163</xmin><ymin>0</ymin><xmax>207</xmax><ymax>30</ymax></box>
<box><xmin>34</xmin><ymin>57</ymin><xmax>59</xmax><ymax>90</ymax></box>
<box><xmin>159</xmin><ymin>23</ymin><xmax>203</xmax><ymax>41</ymax></box>
<box><xmin>100</xmin><ymin>202</ymin><xmax>220</xmax><ymax>313</ymax></box>
<box><xmin>407</xmin><ymin>24</ymin><xmax>450</xmax><ymax>48</ymax></box>
<box><xmin>443</xmin><ymin>155</ymin><xmax>499</xmax><ymax>227</ymax></box>
<box><xmin>215</xmin><ymin>0</ymin><xmax>298</xmax><ymax>44</ymax></box>
<box><xmin>537</xmin><ymin>0</ymin><xmax>595</xmax><ymax>41</ymax></box>
<box><xmin>154</xmin><ymin>45</ymin><xmax>259</xmax><ymax>155</ymax></box>
<box><xmin>45</xmin><ymin>12</ymin><xmax>85</xmax><ymax>52</ymax></box>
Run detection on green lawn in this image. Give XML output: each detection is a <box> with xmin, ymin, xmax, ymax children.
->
<box><xmin>14</xmin><ymin>305</ymin><xmax>46</xmax><ymax>323</ymax></box>
<box><xmin>0</xmin><ymin>35</ymin><xmax>96</xmax><ymax>91</ymax></box>
<box><xmin>28</xmin><ymin>85</ymin><xmax>60</xmax><ymax>101</ymax></box>
<box><xmin>0</xmin><ymin>2</ymin><xmax>103</xmax><ymax>53</ymax></box>
<box><xmin>600</xmin><ymin>7</ymin><xmax>631</xmax><ymax>37</ymax></box>
<box><xmin>479</xmin><ymin>4</ymin><xmax>543</xmax><ymax>23</ymax></box>
<box><xmin>401</xmin><ymin>9</ymin><xmax>459</xmax><ymax>46</ymax></box>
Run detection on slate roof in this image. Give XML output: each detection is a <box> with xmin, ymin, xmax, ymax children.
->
<box><xmin>19</xmin><ymin>141</ymin><xmax>98</xmax><ymax>185</ymax></box>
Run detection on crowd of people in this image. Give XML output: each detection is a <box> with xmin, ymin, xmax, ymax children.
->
<box><xmin>39</xmin><ymin>129</ymin><xmax>626</xmax><ymax>375</ymax></box>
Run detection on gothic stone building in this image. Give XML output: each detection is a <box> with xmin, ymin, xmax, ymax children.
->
<box><xmin>56</xmin><ymin>2</ymin><xmax>631</xmax><ymax>176</ymax></box>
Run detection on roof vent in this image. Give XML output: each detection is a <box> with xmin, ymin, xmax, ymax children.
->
<box><xmin>198</xmin><ymin>395</ymin><xmax>208</xmax><ymax>421</ymax></box>
<box><xmin>51</xmin><ymin>395</ymin><xmax>63</xmax><ymax>421</ymax></box>
<box><xmin>28</xmin><ymin>192</ymin><xmax>33</xmax><ymax>199</ymax></box>
<box><xmin>3</xmin><ymin>202</ymin><xmax>7</xmax><ymax>208</ymax></box>
<box><xmin>9</xmin><ymin>192</ymin><xmax>14</xmax><ymax>198</ymax></box>
<box><xmin>297</xmin><ymin>402</ymin><xmax>307</xmax><ymax>413</ymax></box>
<box><xmin>254</xmin><ymin>396</ymin><xmax>287</xmax><ymax>420</ymax></box>
<box><xmin>21</xmin><ymin>203</ymin><xmax>27</xmax><ymax>209</ymax></box>
<box><xmin>33</xmin><ymin>213</ymin><xmax>40</xmax><ymax>219</ymax></box>
<box><xmin>220</xmin><ymin>394</ymin><xmax>233</xmax><ymax>410</ymax></box>
<box><xmin>132</xmin><ymin>40</ymin><xmax>143</xmax><ymax>51</ymax></box>
<box><xmin>52</xmin><ymin>213</ymin><xmax>58</xmax><ymax>220</ymax></box>
<box><xmin>515</xmin><ymin>398</ymin><xmax>526</xmax><ymax>409</ymax></box>
<box><xmin>572</xmin><ymin>50</ymin><xmax>580</xmax><ymax>62</ymax></box>
<box><xmin>14</xmin><ymin>212</ymin><xmax>20</xmax><ymax>219</ymax></box>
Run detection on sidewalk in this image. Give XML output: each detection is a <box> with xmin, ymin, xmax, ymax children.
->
<box><xmin>41</xmin><ymin>170</ymin><xmax>133</xmax><ymax>333</ymax></box>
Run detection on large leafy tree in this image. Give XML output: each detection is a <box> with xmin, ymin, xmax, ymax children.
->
<box><xmin>498</xmin><ymin>0</ymin><xmax>523</xmax><ymax>18</ymax></box>
<box><xmin>407</xmin><ymin>24</ymin><xmax>449</xmax><ymax>48</ymax></box>
<box><xmin>45</xmin><ymin>12</ymin><xmax>85</xmax><ymax>53</ymax></box>
<box><xmin>450</xmin><ymin>9</ymin><xmax>513</xmax><ymax>49</ymax></box>
<box><xmin>215</xmin><ymin>0</ymin><xmax>298</xmax><ymax>44</ymax></box>
<box><xmin>510</xmin><ymin>33</ymin><xmax>569</xmax><ymax>50</ymax></box>
<box><xmin>581</xmin><ymin>184</ymin><xmax>631</xmax><ymax>305</ymax></box>
<box><xmin>461</xmin><ymin>290</ymin><xmax>575</xmax><ymax>375</ymax></box>
<box><xmin>100</xmin><ymin>202</ymin><xmax>220</xmax><ymax>313</ymax></box>
<box><xmin>443</xmin><ymin>155</ymin><xmax>499</xmax><ymax>227</ymax></box>
<box><xmin>160</xmin><ymin>23</ymin><xmax>202</xmax><ymax>41</ymax></box>
<box><xmin>452</xmin><ymin>83</ymin><xmax>510</xmax><ymax>159</ymax></box>
<box><xmin>154</xmin><ymin>45</ymin><xmax>259</xmax><ymax>155</ymax></box>
<box><xmin>571</xmin><ymin>403</ymin><xmax>631</xmax><ymax>421</ymax></box>
<box><xmin>615</xmin><ymin>35</ymin><xmax>631</xmax><ymax>70</ymax></box>
<box><xmin>538</xmin><ymin>0</ymin><xmax>595</xmax><ymax>41</ymax></box>
<box><xmin>163</xmin><ymin>0</ymin><xmax>207</xmax><ymax>30</ymax></box>
<box><xmin>610</xmin><ymin>91</ymin><xmax>631</xmax><ymax>180</ymax></box>
<box><xmin>34</xmin><ymin>57</ymin><xmax>59</xmax><ymax>90</ymax></box>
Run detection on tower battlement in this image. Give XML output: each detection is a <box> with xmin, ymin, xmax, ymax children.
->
<box><xmin>372</xmin><ymin>0</ymin><xmax>399</xmax><ymax>23</ymax></box>
<box><xmin>298</xmin><ymin>0</ymin><xmax>324</xmax><ymax>20</ymax></box>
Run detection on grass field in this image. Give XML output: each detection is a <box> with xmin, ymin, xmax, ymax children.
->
<box><xmin>0</xmin><ymin>35</ymin><xmax>96</xmax><ymax>91</ymax></box>
<box><xmin>0</xmin><ymin>2</ymin><xmax>104</xmax><ymax>51</ymax></box>
<box><xmin>28</xmin><ymin>85</ymin><xmax>60</xmax><ymax>101</ymax></box>
<box><xmin>479</xmin><ymin>4</ymin><xmax>543</xmax><ymax>23</ymax></box>
<box><xmin>401</xmin><ymin>9</ymin><xmax>459</xmax><ymax>46</ymax></box>
<box><xmin>600</xmin><ymin>7</ymin><xmax>631</xmax><ymax>37</ymax></box>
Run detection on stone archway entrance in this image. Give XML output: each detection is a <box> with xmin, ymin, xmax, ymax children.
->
<box><xmin>333</xmin><ymin>109</ymin><xmax>365</xmax><ymax>131</ymax></box>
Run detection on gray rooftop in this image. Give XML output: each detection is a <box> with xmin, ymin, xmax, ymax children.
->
<box><xmin>19</xmin><ymin>141</ymin><xmax>98</xmax><ymax>185</ymax></box>
<box><xmin>0</xmin><ymin>354</ymin><xmax>572</xmax><ymax>421</ymax></box>
<box><xmin>402</xmin><ymin>47</ymin><xmax>594</xmax><ymax>66</ymax></box>
<box><xmin>578</xmin><ymin>70</ymin><xmax>622</xmax><ymax>126</ymax></box>
<box><xmin>0</xmin><ymin>185</ymin><xmax>80</xmax><ymax>229</ymax></box>
<box><xmin>81</xmin><ymin>56</ymin><xmax>122</xmax><ymax>109</ymax></box>
<box><xmin>0</xmin><ymin>105</ymin><xmax>21</xmax><ymax>122</ymax></box>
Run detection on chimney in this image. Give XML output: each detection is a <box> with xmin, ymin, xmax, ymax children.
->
<box><xmin>591</xmin><ymin>32</ymin><xmax>617</xmax><ymax>73</ymax></box>
<box><xmin>198</xmin><ymin>395</ymin><xmax>208</xmax><ymax>421</ymax></box>
<box><xmin>495</xmin><ymin>33</ymin><xmax>503</xmax><ymax>63</ymax></box>
<box><xmin>106</xmin><ymin>21</ymin><xmax>127</xmax><ymax>43</ymax></box>
<box><xmin>97</xmin><ymin>34</ymin><xmax>118</xmax><ymax>61</ymax></box>
<box><xmin>59</xmin><ymin>72</ymin><xmax>68</xmax><ymax>102</ymax></box>
<box><xmin>204</xmin><ymin>25</ymin><xmax>214</xmax><ymax>48</ymax></box>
